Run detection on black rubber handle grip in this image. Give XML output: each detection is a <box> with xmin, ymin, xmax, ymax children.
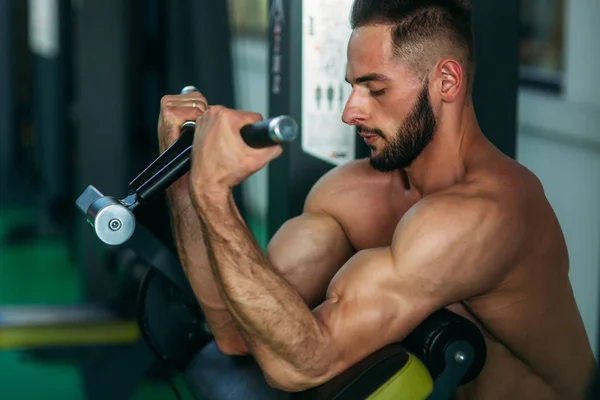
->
<box><xmin>240</xmin><ymin>115</ymin><xmax>298</xmax><ymax>148</ymax></box>
<box><xmin>135</xmin><ymin>116</ymin><xmax>298</xmax><ymax>203</ymax></box>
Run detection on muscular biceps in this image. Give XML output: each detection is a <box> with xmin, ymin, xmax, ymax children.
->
<box><xmin>267</xmin><ymin>212</ymin><xmax>355</xmax><ymax>309</ymax></box>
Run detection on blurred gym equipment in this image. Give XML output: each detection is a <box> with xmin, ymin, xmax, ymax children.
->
<box><xmin>0</xmin><ymin>0</ymin><xmax>35</xmax><ymax>207</ymax></box>
<box><xmin>1</xmin><ymin>1</ymin><xmax>244</xmax><ymax>399</ymax></box>
<box><xmin>0</xmin><ymin>0</ymin><xmax>17</xmax><ymax>205</ymax></box>
<box><xmin>1</xmin><ymin>0</ymin><xmax>74</xmax><ymax>246</ymax></box>
<box><xmin>29</xmin><ymin>0</ymin><xmax>74</xmax><ymax>240</ymax></box>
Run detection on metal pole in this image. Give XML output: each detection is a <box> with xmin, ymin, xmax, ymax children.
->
<box><xmin>28</xmin><ymin>0</ymin><xmax>73</xmax><ymax>237</ymax></box>
<box><xmin>0</xmin><ymin>0</ymin><xmax>16</xmax><ymax>204</ymax></box>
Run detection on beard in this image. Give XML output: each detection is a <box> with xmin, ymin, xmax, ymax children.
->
<box><xmin>359</xmin><ymin>82</ymin><xmax>437</xmax><ymax>172</ymax></box>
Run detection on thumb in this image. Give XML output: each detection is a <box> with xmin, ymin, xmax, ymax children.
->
<box><xmin>268</xmin><ymin>145</ymin><xmax>284</xmax><ymax>160</ymax></box>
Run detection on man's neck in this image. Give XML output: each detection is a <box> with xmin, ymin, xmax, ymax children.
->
<box><xmin>405</xmin><ymin>105</ymin><xmax>482</xmax><ymax>197</ymax></box>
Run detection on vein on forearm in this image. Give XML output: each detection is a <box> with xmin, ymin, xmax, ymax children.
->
<box><xmin>195</xmin><ymin>193</ymin><xmax>328</xmax><ymax>371</ymax></box>
<box><xmin>166</xmin><ymin>190</ymin><xmax>196</xmax><ymax>275</ymax></box>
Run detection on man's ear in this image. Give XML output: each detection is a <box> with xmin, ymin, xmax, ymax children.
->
<box><xmin>436</xmin><ymin>59</ymin><xmax>463</xmax><ymax>102</ymax></box>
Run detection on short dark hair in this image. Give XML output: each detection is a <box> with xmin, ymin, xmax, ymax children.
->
<box><xmin>350</xmin><ymin>0</ymin><xmax>475</xmax><ymax>87</ymax></box>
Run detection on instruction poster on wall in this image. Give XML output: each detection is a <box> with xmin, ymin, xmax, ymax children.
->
<box><xmin>302</xmin><ymin>0</ymin><xmax>355</xmax><ymax>166</ymax></box>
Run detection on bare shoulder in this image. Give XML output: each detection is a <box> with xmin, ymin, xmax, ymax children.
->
<box><xmin>471</xmin><ymin>152</ymin><xmax>547</xmax><ymax>210</ymax></box>
<box><xmin>304</xmin><ymin>159</ymin><xmax>384</xmax><ymax>212</ymax></box>
<box><xmin>471</xmin><ymin>154</ymin><xmax>568</xmax><ymax>263</ymax></box>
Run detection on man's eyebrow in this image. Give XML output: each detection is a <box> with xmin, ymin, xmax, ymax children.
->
<box><xmin>344</xmin><ymin>73</ymin><xmax>391</xmax><ymax>85</ymax></box>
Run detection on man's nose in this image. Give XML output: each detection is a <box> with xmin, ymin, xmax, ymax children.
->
<box><xmin>341</xmin><ymin>92</ymin><xmax>367</xmax><ymax>126</ymax></box>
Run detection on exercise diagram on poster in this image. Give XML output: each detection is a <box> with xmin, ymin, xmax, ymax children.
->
<box><xmin>302</xmin><ymin>0</ymin><xmax>355</xmax><ymax>166</ymax></box>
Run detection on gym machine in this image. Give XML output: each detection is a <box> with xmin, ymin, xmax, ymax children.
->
<box><xmin>185</xmin><ymin>310</ymin><xmax>486</xmax><ymax>400</ymax></box>
<box><xmin>74</xmin><ymin>88</ymin><xmax>298</xmax><ymax>363</ymax></box>
<box><xmin>74</xmin><ymin>0</ymin><xmax>242</xmax><ymax>307</ymax></box>
<box><xmin>77</xmin><ymin>110</ymin><xmax>298</xmax><ymax>248</ymax></box>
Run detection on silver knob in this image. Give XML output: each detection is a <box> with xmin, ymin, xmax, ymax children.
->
<box><xmin>76</xmin><ymin>186</ymin><xmax>136</xmax><ymax>246</ymax></box>
<box><xmin>454</xmin><ymin>351</ymin><xmax>468</xmax><ymax>363</ymax></box>
<box><xmin>181</xmin><ymin>86</ymin><xmax>199</xmax><ymax>94</ymax></box>
<box><xmin>269</xmin><ymin>115</ymin><xmax>298</xmax><ymax>143</ymax></box>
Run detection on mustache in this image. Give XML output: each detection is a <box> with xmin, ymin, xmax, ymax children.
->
<box><xmin>357</xmin><ymin>125</ymin><xmax>384</xmax><ymax>137</ymax></box>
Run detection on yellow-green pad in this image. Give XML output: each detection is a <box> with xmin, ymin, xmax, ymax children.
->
<box><xmin>367</xmin><ymin>353</ymin><xmax>433</xmax><ymax>400</ymax></box>
<box><xmin>0</xmin><ymin>321</ymin><xmax>140</xmax><ymax>350</ymax></box>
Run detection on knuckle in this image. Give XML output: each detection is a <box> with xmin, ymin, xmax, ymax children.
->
<box><xmin>184</xmin><ymin>89</ymin><xmax>206</xmax><ymax>101</ymax></box>
<box><xmin>160</xmin><ymin>95</ymin><xmax>173</xmax><ymax>108</ymax></box>
<box><xmin>211</xmin><ymin>105</ymin><xmax>226</xmax><ymax>115</ymax></box>
<box><xmin>196</xmin><ymin>107</ymin><xmax>206</xmax><ymax>116</ymax></box>
<box><xmin>161</xmin><ymin>106</ymin><xmax>177</xmax><ymax>121</ymax></box>
<box><xmin>197</xmin><ymin>101</ymin><xmax>209</xmax><ymax>112</ymax></box>
<box><xmin>161</xmin><ymin>109</ymin><xmax>187</xmax><ymax>128</ymax></box>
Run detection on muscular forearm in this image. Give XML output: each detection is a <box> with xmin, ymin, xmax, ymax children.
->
<box><xmin>166</xmin><ymin>182</ymin><xmax>247</xmax><ymax>350</ymax></box>
<box><xmin>193</xmin><ymin>190</ymin><xmax>330</xmax><ymax>378</ymax></box>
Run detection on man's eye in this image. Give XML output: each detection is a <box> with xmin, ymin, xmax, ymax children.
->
<box><xmin>370</xmin><ymin>89</ymin><xmax>386</xmax><ymax>97</ymax></box>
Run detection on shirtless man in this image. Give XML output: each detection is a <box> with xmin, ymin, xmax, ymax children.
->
<box><xmin>157</xmin><ymin>0</ymin><xmax>596</xmax><ymax>398</ymax></box>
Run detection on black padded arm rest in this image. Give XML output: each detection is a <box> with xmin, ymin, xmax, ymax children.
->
<box><xmin>296</xmin><ymin>343</ymin><xmax>414</xmax><ymax>400</ymax></box>
<box><xmin>185</xmin><ymin>309</ymin><xmax>486</xmax><ymax>400</ymax></box>
<box><xmin>185</xmin><ymin>341</ymin><xmax>414</xmax><ymax>400</ymax></box>
<box><xmin>185</xmin><ymin>341</ymin><xmax>289</xmax><ymax>400</ymax></box>
<box><xmin>401</xmin><ymin>308</ymin><xmax>487</xmax><ymax>385</ymax></box>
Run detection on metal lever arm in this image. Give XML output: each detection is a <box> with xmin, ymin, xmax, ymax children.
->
<box><xmin>128</xmin><ymin>122</ymin><xmax>195</xmax><ymax>195</ymax></box>
<box><xmin>128</xmin><ymin>115</ymin><xmax>298</xmax><ymax>206</ymax></box>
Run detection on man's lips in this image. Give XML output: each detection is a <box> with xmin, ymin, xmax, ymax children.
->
<box><xmin>360</xmin><ymin>133</ymin><xmax>379</xmax><ymax>145</ymax></box>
